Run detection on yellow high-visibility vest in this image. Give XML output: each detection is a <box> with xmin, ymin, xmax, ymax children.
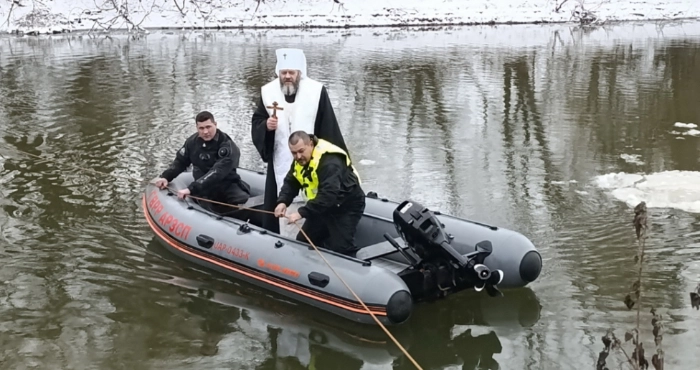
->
<box><xmin>292</xmin><ymin>139</ymin><xmax>361</xmax><ymax>200</ymax></box>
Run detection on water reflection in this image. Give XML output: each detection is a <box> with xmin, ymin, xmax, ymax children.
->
<box><xmin>1</xmin><ymin>21</ymin><xmax>700</xmax><ymax>369</ymax></box>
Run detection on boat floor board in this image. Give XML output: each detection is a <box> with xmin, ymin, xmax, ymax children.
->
<box><xmin>356</xmin><ymin>237</ymin><xmax>409</xmax><ymax>261</ymax></box>
<box><xmin>370</xmin><ymin>258</ymin><xmax>408</xmax><ymax>274</ymax></box>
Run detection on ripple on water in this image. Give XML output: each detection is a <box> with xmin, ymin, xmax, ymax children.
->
<box><xmin>0</xmin><ymin>216</ymin><xmax>160</xmax><ymax>367</ymax></box>
<box><xmin>2</xmin><ymin>25</ymin><xmax>700</xmax><ymax>369</ymax></box>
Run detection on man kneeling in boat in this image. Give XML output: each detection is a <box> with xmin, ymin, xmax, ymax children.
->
<box><xmin>274</xmin><ymin>130</ymin><xmax>365</xmax><ymax>256</ymax></box>
<box><xmin>154</xmin><ymin>111</ymin><xmax>251</xmax><ymax>214</ymax></box>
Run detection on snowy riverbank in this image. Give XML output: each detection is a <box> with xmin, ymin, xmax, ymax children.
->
<box><xmin>1</xmin><ymin>0</ymin><xmax>699</xmax><ymax>35</ymax></box>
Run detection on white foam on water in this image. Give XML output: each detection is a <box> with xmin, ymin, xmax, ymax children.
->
<box><xmin>594</xmin><ymin>171</ymin><xmax>700</xmax><ymax>213</ymax></box>
<box><xmin>358</xmin><ymin>159</ymin><xmax>376</xmax><ymax>165</ymax></box>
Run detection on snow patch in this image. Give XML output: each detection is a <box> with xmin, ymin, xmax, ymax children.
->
<box><xmin>1</xmin><ymin>0</ymin><xmax>700</xmax><ymax>35</ymax></box>
<box><xmin>593</xmin><ymin>171</ymin><xmax>700</xmax><ymax>213</ymax></box>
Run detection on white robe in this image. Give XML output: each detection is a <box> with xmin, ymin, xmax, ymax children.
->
<box><xmin>261</xmin><ymin>77</ymin><xmax>324</xmax><ymax>237</ymax></box>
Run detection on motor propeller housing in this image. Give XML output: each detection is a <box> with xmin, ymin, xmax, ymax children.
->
<box><xmin>474</xmin><ymin>264</ymin><xmax>491</xmax><ymax>280</ymax></box>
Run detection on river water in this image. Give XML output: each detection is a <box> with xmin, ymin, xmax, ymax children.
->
<box><xmin>1</xmin><ymin>21</ymin><xmax>700</xmax><ymax>370</ymax></box>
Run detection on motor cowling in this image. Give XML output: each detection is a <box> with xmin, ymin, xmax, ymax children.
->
<box><xmin>392</xmin><ymin>200</ymin><xmax>505</xmax><ymax>299</ymax></box>
<box><xmin>392</xmin><ymin>200</ymin><xmax>468</xmax><ymax>268</ymax></box>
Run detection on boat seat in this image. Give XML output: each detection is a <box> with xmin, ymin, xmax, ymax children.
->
<box><xmin>356</xmin><ymin>236</ymin><xmax>413</xmax><ymax>263</ymax></box>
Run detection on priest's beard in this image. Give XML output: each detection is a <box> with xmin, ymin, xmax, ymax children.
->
<box><xmin>280</xmin><ymin>75</ymin><xmax>300</xmax><ymax>96</ymax></box>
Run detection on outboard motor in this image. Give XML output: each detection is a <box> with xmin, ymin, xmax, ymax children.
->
<box><xmin>390</xmin><ymin>200</ymin><xmax>505</xmax><ymax>301</ymax></box>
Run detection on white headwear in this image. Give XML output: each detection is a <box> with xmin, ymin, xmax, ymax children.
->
<box><xmin>275</xmin><ymin>48</ymin><xmax>307</xmax><ymax>78</ymax></box>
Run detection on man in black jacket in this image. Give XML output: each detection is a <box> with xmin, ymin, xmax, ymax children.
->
<box><xmin>274</xmin><ymin>130</ymin><xmax>365</xmax><ymax>256</ymax></box>
<box><xmin>154</xmin><ymin>111</ymin><xmax>250</xmax><ymax>214</ymax></box>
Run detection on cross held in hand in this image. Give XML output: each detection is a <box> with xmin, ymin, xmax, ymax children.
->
<box><xmin>266</xmin><ymin>101</ymin><xmax>284</xmax><ymax>118</ymax></box>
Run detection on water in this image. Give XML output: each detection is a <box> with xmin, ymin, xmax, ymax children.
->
<box><xmin>1</xmin><ymin>21</ymin><xmax>700</xmax><ymax>369</ymax></box>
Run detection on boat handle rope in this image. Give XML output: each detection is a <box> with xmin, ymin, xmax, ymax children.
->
<box><xmin>13</xmin><ymin>149</ymin><xmax>424</xmax><ymax>370</ymax></box>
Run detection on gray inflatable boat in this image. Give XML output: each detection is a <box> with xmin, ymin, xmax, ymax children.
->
<box><xmin>142</xmin><ymin>168</ymin><xmax>543</xmax><ymax>326</ymax></box>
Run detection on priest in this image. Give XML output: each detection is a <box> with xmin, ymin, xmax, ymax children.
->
<box><xmin>251</xmin><ymin>48</ymin><xmax>351</xmax><ymax>235</ymax></box>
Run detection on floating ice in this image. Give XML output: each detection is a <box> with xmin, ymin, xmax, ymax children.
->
<box><xmin>670</xmin><ymin>122</ymin><xmax>700</xmax><ymax>138</ymax></box>
<box><xmin>593</xmin><ymin>171</ymin><xmax>700</xmax><ymax>213</ymax></box>
<box><xmin>550</xmin><ymin>180</ymin><xmax>578</xmax><ymax>185</ymax></box>
<box><xmin>674</xmin><ymin>122</ymin><xmax>698</xmax><ymax>129</ymax></box>
<box><xmin>620</xmin><ymin>154</ymin><xmax>644</xmax><ymax>165</ymax></box>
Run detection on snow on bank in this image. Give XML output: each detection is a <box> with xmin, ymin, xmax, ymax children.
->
<box><xmin>0</xmin><ymin>0</ymin><xmax>699</xmax><ymax>35</ymax></box>
<box><xmin>594</xmin><ymin>171</ymin><xmax>700</xmax><ymax>213</ymax></box>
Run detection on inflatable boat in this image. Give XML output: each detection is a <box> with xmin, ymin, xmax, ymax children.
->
<box><xmin>144</xmin><ymin>238</ymin><xmax>542</xmax><ymax>366</ymax></box>
<box><xmin>141</xmin><ymin>168</ymin><xmax>543</xmax><ymax>326</ymax></box>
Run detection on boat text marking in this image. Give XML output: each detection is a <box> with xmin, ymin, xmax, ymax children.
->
<box><xmin>148</xmin><ymin>189</ymin><xmax>193</xmax><ymax>240</ymax></box>
<box><xmin>257</xmin><ymin>258</ymin><xmax>301</xmax><ymax>279</ymax></box>
<box><xmin>213</xmin><ymin>242</ymin><xmax>250</xmax><ymax>261</ymax></box>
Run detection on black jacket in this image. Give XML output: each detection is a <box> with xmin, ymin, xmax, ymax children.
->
<box><xmin>277</xmin><ymin>152</ymin><xmax>364</xmax><ymax>219</ymax></box>
<box><xmin>160</xmin><ymin>129</ymin><xmax>242</xmax><ymax>195</ymax></box>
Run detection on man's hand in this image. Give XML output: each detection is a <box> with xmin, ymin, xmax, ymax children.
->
<box><xmin>154</xmin><ymin>178</ymin><xmax>168</xmax><ymax>189</ymax></box>
<box><xmin>266</xmin><ymin>117</ymin><xmax>278</xmax><ymax>131</ymax></box>
<box><xmin>274</xmin><ymin>203</ymin><xmax>287</xmax><ymax>218</ymax></box>
<box><xmin>287</xmin><ymin>212</ymin><xmax>302</xmax><ymax>224</ymax></box>
<box><xmin>177</xmin><ymin>188</ymin><xmax>190</xmax><ymax>200</ymax></box>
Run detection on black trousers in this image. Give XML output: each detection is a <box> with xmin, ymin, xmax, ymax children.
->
<box><xmin>198</xmin><ymin>181</ymin><xmax>251</xmax><ymax>215</ymax></box>
<box><xmin>295</xmin><ymin>194</ymin><xmax>366</xmax><ymax>256</ymax></box>
<box><xmin>261</xmin><ymin>166</ymin><xmax>281</xmax><ymax>234</ymax></box>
